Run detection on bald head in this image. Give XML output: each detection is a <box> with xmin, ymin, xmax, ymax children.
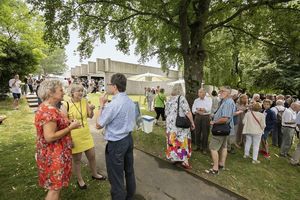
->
<box><xmin>295</xmin><ymin>102</ymin><xmax>300</xmax><ymax>112</ymax></box>
<box><xmin>290</xmin><ymin>102</ymin><xmax>300</xmax><ymax>112</ymax></box>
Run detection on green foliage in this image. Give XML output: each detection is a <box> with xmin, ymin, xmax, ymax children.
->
<box><xmin>204</xmin><ymin>2</ymin><xmax>300</xmax><ymax>94</ymax></box>
<box><xmin>28</xmin><ymin>0</ymin><xmax>300</xmax><ymax>97</ymax></box>
<box><xmin>0</xmin><ymin>40</ymin><xmax>38</xmax><ymax>93</ymax></box>
<box><xmin>0</xmin><ymin>0</ymin><xmax>68</xmax><ymax>93</ymax></box>
<box><xmin>0</xmin><ymin>0</ymin><xmax>44</xmax><ymax>92</ymax></box>
<box><xmin>39</xmin><ymin>48</ymin><xmax>68</xmax><ymax>75</ymax></box>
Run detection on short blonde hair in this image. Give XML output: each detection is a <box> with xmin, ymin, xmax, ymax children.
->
<box><xmin>68</xmin><ymin>84</ymin><xmax>84</xmax><ymax>97</ymax></box>
<box><xmin>171</xmin><ymin>83</ymin><xmax>183</xmax><ymax>96</ymax></box>
<box><xmin>38</xmin><ymin>80</ymin><xmax>62</xmax><ymax>101</ymax></box>
<box><xmin>252</xmin><ymin>102</ymin><xmax>262</xmax><ymax>111</ymax></box>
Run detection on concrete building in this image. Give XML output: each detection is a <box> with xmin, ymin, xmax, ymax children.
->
<box><xmin>71</xmin><ymin>58</ymin><xmax>182</xmax><ymax>95</ymax></box>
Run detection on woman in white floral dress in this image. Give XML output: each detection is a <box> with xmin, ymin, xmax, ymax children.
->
<box><xmin>165</xmin><ymin>83</ymin><xmax>195</xmax><ymax>169</ymax></box>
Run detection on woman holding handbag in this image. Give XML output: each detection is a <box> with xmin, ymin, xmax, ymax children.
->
<box><xmin>165</xmin><ymin>84</ymin><xmax>195</xmax><ymax>169</ymax></box>
<box><xmin>242</xmin><ymin>102</ymin><xmax>266</xmax><ymax>164</ymax></box>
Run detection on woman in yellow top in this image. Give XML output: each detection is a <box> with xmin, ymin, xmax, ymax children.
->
<box><xmin>63</xmin><ymin>84</ymin><xmax>106</xmax><ymax>189</ymax></box>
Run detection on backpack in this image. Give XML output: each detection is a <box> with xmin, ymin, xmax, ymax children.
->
<box><xmin>276</xmin><ymin>107</ymin><xmax>285</xmax><ymax>124</ymax></box>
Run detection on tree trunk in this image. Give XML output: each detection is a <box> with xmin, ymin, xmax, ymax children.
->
<box><xmin>179</xmin><ymin>0</ymin><xmax>211</xmax><ymax>106</ymax></box>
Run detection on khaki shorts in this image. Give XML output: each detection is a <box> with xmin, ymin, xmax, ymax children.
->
<box><xmin>209</xmin><ymin>135</ymin><xmax>228</xmax><ymax>151</ymax></box>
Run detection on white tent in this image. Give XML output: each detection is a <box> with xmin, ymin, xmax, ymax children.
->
<box><xmin>128</xmin><ymin>72</ymin><xmax>170</xmax><ymax>82</ymax></box>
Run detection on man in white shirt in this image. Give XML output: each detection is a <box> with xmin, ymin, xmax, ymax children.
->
<box><xmin>192</xmin><ymin>88</ymin><xmax>212</xmax><ymax>154</ymax></box>
<box><xmin>291</xmin><ymin>103</ymin><xmax>300</xmax><ymax>165</ymax></box>
<box><xmin>280</xmin><ymin>102</ymin><xmax>298</xmax><ymax>157</ymax></box>
<box><xmin>270</xmin><ymin>100</ymin><xmax>286</xmax><ymax>147</ymax></box>
<box><xmin>8</xmin><ymin>74</ymin><xmax>22</xmax><ymax>110</ymax></box>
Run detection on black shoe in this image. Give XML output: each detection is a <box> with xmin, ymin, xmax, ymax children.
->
<box><xmin>92</xmin><ymin>175</ymin><xmax>107</xmax><ymax>181</ymax></box>
<box><xmin>77</xmin><ymin>181</ymin><xmax>87</xmax><ymax>190</ymax></box>
<box><xmin>228</xmin><ymin>149</ymin><xmax>236</xmax><ymax>154</ymax></box>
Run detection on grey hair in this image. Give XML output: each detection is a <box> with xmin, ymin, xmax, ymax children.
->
<box><xmin>171</xmin><ymin>83</ymin><xmax>183</xmax><ymax>96</ymax></box>
<box><xmin>276</xmin><ymin>100</ymin><xmax>284</xmax><ymax>106</ymax></box>
<box><xmin>220</xmin><ymin>86</ymin><xmax>232</xmax><ymax>93</ymax></box>
<box><xmin>38</xmin><ymin>80</ymin><xmax>63</xmax><ymax>101</ymax></box>
<box><xmin>68</xmin><ymin>84</ymin><xmax>84</xmax><ymax>97</ymax></box>
<box><xmin>253</xmin><ymin>93</ymin><xmax>260</xmax><ymax>99</ymax></box>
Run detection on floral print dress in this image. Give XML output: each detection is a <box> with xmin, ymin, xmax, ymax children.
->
<box><xmin>35</xmin><ymin>103</ymin><xmax>72</xmax><ymax>190</ymax></box>
<box><xmin>165</xmin><ymin>95</ymin><xmax>192</xmax><ymax>162</ymax></box>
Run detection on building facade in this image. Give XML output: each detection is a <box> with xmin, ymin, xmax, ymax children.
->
<box><xmin>71</xmin><ymin>58</ymin><xmax>182</xmax><ymax>95</ymax></box>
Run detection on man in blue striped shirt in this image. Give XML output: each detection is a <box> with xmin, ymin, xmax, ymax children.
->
<box><xmin>205</xmin><ymin>86</ymin><xmax>236</xmax><ymax>175</ymax></box>
<box><xmin>96</xmin><ymin>73</ymin><xmax>136</xmax><ymax>200</ymax></box>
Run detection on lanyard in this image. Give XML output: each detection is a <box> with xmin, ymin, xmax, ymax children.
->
<box><xmin>71</xmin><ymin>99</ymin><xmax>85</xmax><ymax>127</ymax></box>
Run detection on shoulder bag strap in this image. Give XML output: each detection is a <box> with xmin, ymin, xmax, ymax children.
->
<box><xmin>214</xmin><ymin>99</ymin><xmax>223</xmax><ymax>114</ymax></box>
<box><xmin>177</xmin><ymin>95</ymin><xmax>181</xmax><ymax>117</ymax></box>
<box><xmin>251</xmin><ymin>111</ymin><xmax>263</xmax><ymax>130</ymax></box>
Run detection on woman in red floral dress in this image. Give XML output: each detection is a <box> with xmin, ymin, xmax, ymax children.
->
<box><xmin>35</xmin><ymin>80</ymin><xmax>81</xmax><ymax>200</ymax></box>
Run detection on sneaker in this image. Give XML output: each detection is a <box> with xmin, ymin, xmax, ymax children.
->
<box><xmin>243</xmin><ymin>155</ymin><xmax>250</xmax><ymax>159</ymax></box>
<box><xmin>263</xmin><ymin>153</ymin><xmax>270</xmax><ymax>159</ymax></box>
<box><xmin>252</xmin><ymin>160</ymin><xmax>261</xmax><ymax>164</ymax></box>
<box><xmin>279</xmin><ymin>153</ymin><xmax>287</xmax><ymax>157</ymax></box>
<box><xmin>205</xmin><ymin>168</ymin><xmax>219</xmax><ymax>175</ymax></box>
<box><xmin>259</xmin><ymin>149</ymin><xmax>266</xmax><ymax>154</ymax></box>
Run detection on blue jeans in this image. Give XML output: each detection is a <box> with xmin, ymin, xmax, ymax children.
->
<box><xmin>105</xmin><ymin>134</ymin><xmax>136</xmax><ymax>200</ymax></box>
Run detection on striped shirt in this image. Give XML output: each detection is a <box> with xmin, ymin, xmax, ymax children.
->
<box><xmin>98</xmin><ymin>92</ymin><xmax>136</xmax><ymax>141</ymax></box>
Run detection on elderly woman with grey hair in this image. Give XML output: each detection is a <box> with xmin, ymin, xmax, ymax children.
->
<box><xmin>165</xmin><ymin>83</ymin><xmax>195</xmax><ymax>169</ymax></box>
<box><xmin>35</xmin><ymin>80</ymin><xmax>81</xmax><ymax>200</ymax></box>
<box><xmin>62</xmin><ymin>83</ymin><xmax>106</xmax><ymax>190</ymax></box>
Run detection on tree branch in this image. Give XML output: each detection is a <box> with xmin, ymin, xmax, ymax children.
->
<box><xmin>268</xmin><ymin>5</ymin><xmax>300</xmax><ymax>13</ymax></box>
<box><xmin>148</xmin><ymin>47</ymin><xmax>181</xmax><ymax>57</ymax></box>
<box><xmin>78</xmin><ymin>0</ymin><xmax>179</xmax><ymax>28</ymax></box>
<box><xmin>204</xmin><ymin>0</ymin><xmax>292</xmax><ymax>34</ymax></box>
<box><xmin>222</xmin><ymin>25</ymin><xmax>288</xmax><ymax>48</ymax></box>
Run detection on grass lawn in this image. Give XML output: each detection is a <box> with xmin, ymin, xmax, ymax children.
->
<box><xmin>88</xmin><ymin>93</ymin><xmax>300</xmax><ymax>199</ymax></box>
<box><xmin>0</xmin><ymin>98</ymin><xmax>110</xmax><ymax>200</ymax></box>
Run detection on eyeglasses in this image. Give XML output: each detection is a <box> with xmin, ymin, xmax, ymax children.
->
<box><xmin>106</xmin><ymin>83</ymin><xmax>114</xmax><ymax>86</ymax></box>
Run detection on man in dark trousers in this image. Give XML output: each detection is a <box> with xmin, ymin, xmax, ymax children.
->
<box><xmin>96</xmin><ymin>73</ymin><xmax>136</xmax><ymax>200</ymax></box>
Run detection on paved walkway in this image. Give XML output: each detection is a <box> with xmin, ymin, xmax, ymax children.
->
<box><xmin>85</xmin><ymin>119</ymin><xmax>243</xmax><ymax>200</ymax></box>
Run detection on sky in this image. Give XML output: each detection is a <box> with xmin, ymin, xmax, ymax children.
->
<box><xmin>65</xmin><ymin>30</ymin><xmax>161</xmax><ymax>69</ymax></box>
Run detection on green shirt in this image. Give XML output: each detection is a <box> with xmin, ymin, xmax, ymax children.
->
<box><xmin>154</xmin><ymin>93</ymin><xmax>166</xmax><ymax>108</ymax></box>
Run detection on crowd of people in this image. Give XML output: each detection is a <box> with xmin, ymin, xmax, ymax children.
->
<box><xmin>164</xmin><ymin>87</ymin><xmax>300</xmax><ymax>174</ymax></box>
<box><xmin>143</xmin><ymin>84</ymin><xmax>300</xmax><ymax>174</ymax></box>
<box><xmin>5</xmin><ymin>72</ymin><xmax>300</xmax><ymax>199</ymax></box>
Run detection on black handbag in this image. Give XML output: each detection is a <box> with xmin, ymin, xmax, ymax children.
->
<box><xmin>211</xmin><ymin>99</ymin><xmax>231</xmax><ymax>136</ymax></box>
<box><xmin>175</xmin><ymin>96</ymin><xmax>191</xmax><ymax>128</ymax></box>
<box><xmin>211</xmin><ymin>123</ymin><xmax>231</xmax><ymax>136</ymax></box>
